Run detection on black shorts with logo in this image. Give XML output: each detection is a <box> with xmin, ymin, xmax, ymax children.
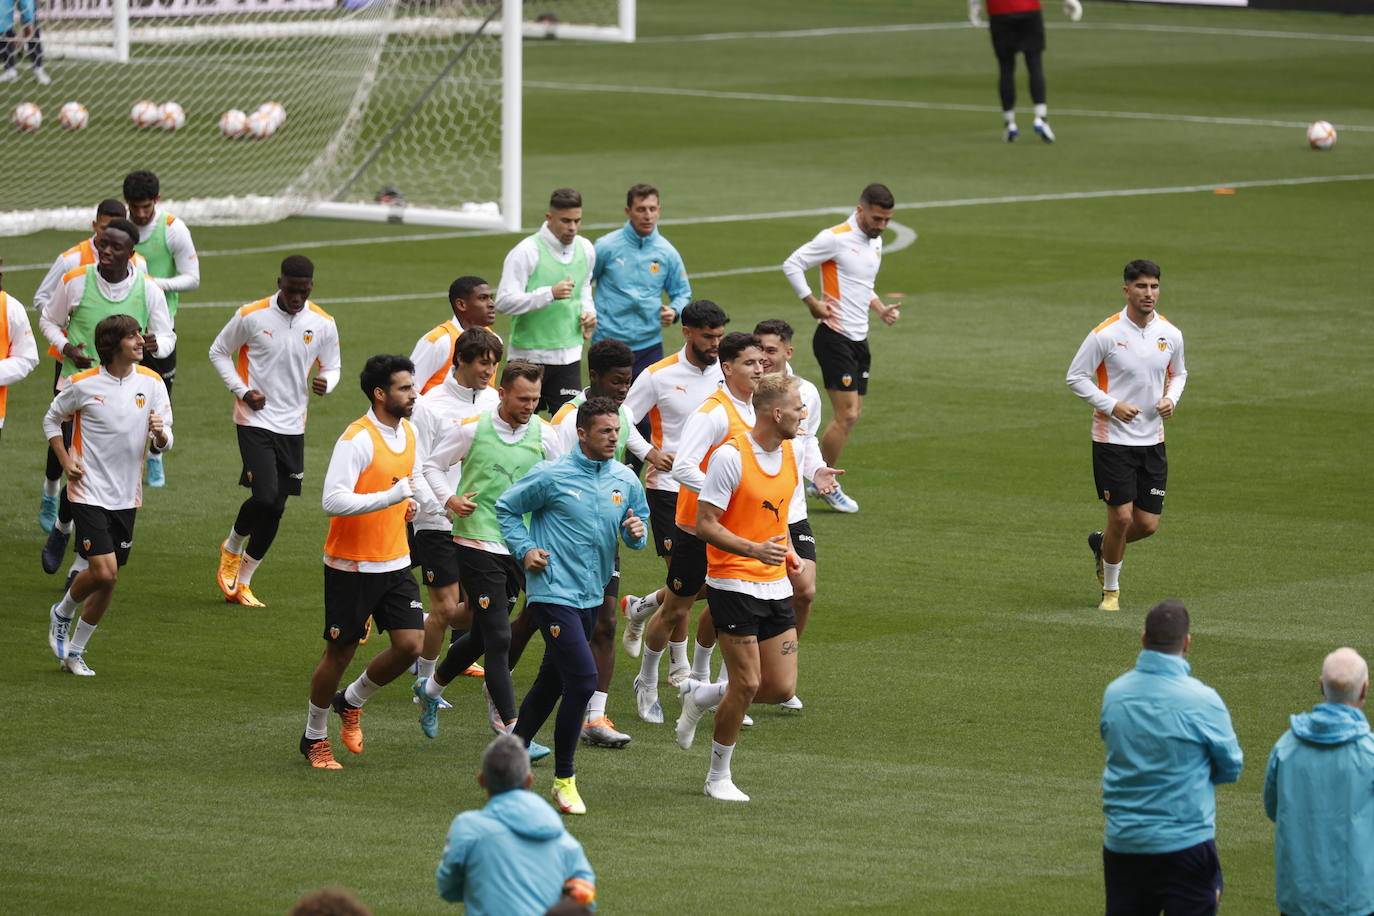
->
<box><xmin>646</xmin><ymin>488</ymin><xmax>678</xmax><ymax>557</ymax></box>
<box><xmin>536</xmin><ymin>360</ymin><xmax>583</xmax><ymax>416</ymax></box>
<box><xmin>323</xmin><ymin>566</ymin><xmax>424</xmax><ymax>644</ymax></box>
<box><xmin>415</xmin><ymin>529</ymin><xmax>462</xmax><ymax>589</ymax></box>
<box><xmin>666</xmin><ymin>526</ymin><xmax>707</xmax><ymax>598</ymax></box>
<box><xmin>71</xmin><ymin>503</ymin><xmax>137</xmax><ymax>566</ymax></box>
<box><xmin>812</xmin><ymin>322</ymin><xmax>870</xmax><ymax>395</ymax></box>
<box><xmin>237</xmin><ymin>426</ymin><xmax>305</xmax><ymax>501</ymax></box>
<box><xmin>990</xmin><ymin>8</ymin><xmax>1046</xmax><ymax>58</ymax></box>
<box><xmin>788</xmin><ymin>519</ymin><xmax>817</xmax><ymax>563</ymax></box>
<box><xmin>456</xmin><ymin>544</ymin><xmax>525</xmax><ymax>618</ymax></box>
<box><xmin>1093</xmin><ymin>442</ymin><xmax>1168</xmax><ymax>515</ymax></box>
<box><xmin>706</xmin><ymin>585</ymin><xmax>796</xmax><ymax>642</ymax></box>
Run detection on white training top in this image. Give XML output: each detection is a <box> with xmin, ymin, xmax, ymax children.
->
<box><xmin>782</xmin><ymin>212</ymin><xmax>884</xmax><ymax>343</ymax></box>
<box><xmin>136</xmin><ymin>209</ymin><xmax>201</xmax><ymax>298</ymax></box>
<box><xmin>39</xmin><ymin>265</ymin><xmax>175</xmax><ymax>388</ymax></box>
<box><xmin>32</xmin><ymin>236</ymin><xmax>148</xmax><ymax>317</ymax></box>
<box><xmin>1066</xmin><ymin>308</ymin><xmax>1188</xmax><ymax>447</ymax></box>
<box><xmin>43</xmin><ymin>364</ymin><xmax>174</xmax><ymax>510</ymax></box>
<box><xmin>788</xmin><ymin>366</ymin><xmax>824</xmax><ymax>524</ymax></box>
<box><xmin>699</xmin><ymin>437</ymin><xmax>800</xmax><ymax>600</ymax></box>
<box><xmin>550</xmin><ymin>388</ymin><xmax>652</xmax><ymax>461</ymax></box>
<box><xmin>671</xmin><ymin>388</ymin><xmax>757</xmax><ymax>533</ymax></box>
<box><xmin>410</xmin><ymin>373</ymin><xmax>500</xmax><ymax>533</ymax></box>
<box><xmin>623</xmin><ymin>345</ymin><xmax>726</xmax><ymax>493</ymax></box>
<box><xmin>495</xmin><ymin>222</ymin><xmax>597</xmax><ymax>366</ymax></box>
<box><xmin>0</xmin><ymin>293</ymin><xmax>39</xmax><ymax>427</ymax></box>
<box><xmin>421</xmin><ymin>409</ymin><xmax>563</xmax><ymax>555</ymax></box>
<box><xmin>321</xmin><ymin>409</ymin><xmax>420</xmax><ymax>574</ymax></box>
<box><xmin>207</xmin><ymin>293</ymin><xmax>342</xmax><ymax>436</ymax></box>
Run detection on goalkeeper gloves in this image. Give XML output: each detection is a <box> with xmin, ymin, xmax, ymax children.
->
<box><xmin>1064</xmin><ymin>0</ymin><xmax>1083</xmax><ymax>21</ymax></box>
<box><xmin>968</xmin><ymin>0</ymin><xmax>984</xmax><ymax>27</ymax></box>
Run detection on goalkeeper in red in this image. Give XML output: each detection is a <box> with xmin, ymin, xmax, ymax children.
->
<box><xmin>968</xmin><ymin>0</ymin><xmax>1082</xmax><ymax>143</ymax></box>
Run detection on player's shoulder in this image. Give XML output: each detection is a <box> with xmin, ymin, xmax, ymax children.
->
<box><xmin>1090</xmin><ymin>312</ymin><xmax>1124</xmax><ymax>334</ymax></box>
<box><xmin>423</xmin><ymin>322</ymin><xmax>456</xmax><ymax>343</ymax></box>
<box><xmin>306</xmin><ymin>301</ymin><xmax>335</xmax><ymax>323</ymax></box>
<box><xmin>550</xmin><ymin>401</ymin><xmax>577</xmax><ymax>425</ymax></box>
<box><xmin>647</xmin><ymin>352</ymin><xmax>680</xmax><ymax>374</ymax></box>
<box><xmin>827</xmin><ymin>221</ymin><xmax>852</xmax><ymax>235</ymax></box>
<box><xmin>134</xmin><ymin>365</ymin><xmax>165</xmax><ymax>383</ymax></box>
<box><xmin>340</xmin><ymin>417</ymin><xmax>371</xmax><ymax>441</ymax></box>
<box><xmin>1154</xmin><ymin>313</ymin><xmax>1182</xmax><ymax>335</ymax></box>
<box><xmin>460</xmin><ymin>414</ymin><xmax>483</xmax><ymax>426</ymax></box>
<box><xmin>70</xmin><ymin>366</ymin><xmax>101</xmax><ymax>384</ymax></box>
<box><xmin>61</xmin><ymin>264</ymin><xmax>88</xmax><ymax>284</ymax></box>
<box><xmin>238</xmin><ymin>298</ymin><xmax>273</xmax><ymax>318</ymax></box>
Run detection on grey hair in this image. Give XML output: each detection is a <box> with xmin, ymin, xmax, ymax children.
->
<box><xmin>1321</xmin><ymin>647</ymin><xmax>1369</xmax><ymax>705</ymax></box>
<box><xmin>482</xmin><ymin>734</ymin><xmax>530</xmax><ymax>794</ymax></box>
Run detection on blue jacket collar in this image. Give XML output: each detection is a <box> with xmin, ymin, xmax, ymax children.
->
<box><xmin>1135</xmin><ymin>649</ymin><xmax>1191</xmax><ymax>677</ymax></box>
<box><xmin>620</xmin><ymin>220</ymin><xmax>658</xmax><ymax>248</ymax></box>
<box><xmin>569</xmin><ymin>445</ymin><xmax>608</xmax><ymax>473</ymax></box>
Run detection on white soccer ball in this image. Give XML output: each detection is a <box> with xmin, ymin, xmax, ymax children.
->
<box><xmin>13</xmin><ymin>102</ymin><xmax>43</xmax><ymax>132</ymax></box>
<box><xmin>257</xmin><ymin>101</ymin><xmax>286</xmax><ymax>131</ymax></box>
<box><xmin>59</xmin><ymin>102</ymin><xmax>89</xmax><ymax>131</ymax></box>
<box><xmin>246</xmin><ymin>109</ymin><xmax>276</xmax><ymax>139</ymax></box>
<box><xmin>1307</xmin><ymin>120</ymin><xmax>1337</xmax><ymax>151</ymax></box>
<box><xmin>131</xmin><ymin>99</ymin><xmax>160</xmax><ymax>129</ymax></box>
<box><xmin>158</xmin><ymin>101</ymin><xmax>186</xmax><ymax>131</ymax></box>
<box><xmin>219</xmin><ymin>108</ymin><xmax>248</xmax><ymax>138</ymax></box>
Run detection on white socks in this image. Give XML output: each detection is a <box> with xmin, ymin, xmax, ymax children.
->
<box><xmin>417</xmin><ymin>656</ymin><xmax>437</xmax><ymax>679</ymax></box>
<box><xmin>586</xmin><ymin>690</ymin><xmax>608</xmax><ymax>724</ymax></box>
<box><xmin>1104</xmin><ymin>561</ymin><xmax>1122</xmax><ymax>592</ymax></box>
<box><xmin>1034</xmin><ymin>103</ymin><xmax>1048</xmax><ymax>120</ymax></box>
<box><xmin>71</xmin><ymin>619</ymin><xmax>97</xmax><ymax>654</ymax></box>
<box><xmin>708</xmin><ymin>740</ymin><xmax>734</xmax><ymax>782</ymax></box>
<box><xmin>631</xmin><ymin>589</ymin><xmax>662</xmax><ymax>623</ymax></box>
<box><xmin>237</xmin><ymin>555</ymin><xmax>261</xmax><ymax>587</ymax></box>
<box><xmin>639</xmin><ymin>645</ymin><xmax>664</xmax><ymax>690</ymax></box>
<box><xmin>692</xmin><ymin>641</ymin><xmax>713</xmax><ymax>681</ymax></box>
<box><xmin>691</xmin><ymin>681</ymin><xmax>727</xmax><ymax>708</ymax></box>
<box><xmin>305</xmin><ymin>702</ymin><xmax>330</xmax><ymax>740</ymax></box>
<box><xmin>668</xmin><ymin>638</ymin><xmax>688</xmax><ymax>670</ymax></box>
<box><xmin>224</xmin><ymin>528</ymin><xmax>248</xmax><ymax>555</ymax></box>
<box><xmin>425</xmin><ymin>676</ymin><xmax>446</xmax><ymax>699</ymax></box>
<box><xmin>54</xmin><ymin>517</ymin><xmax>72</xmax><ymax>535</ymax></box>
<box><xmin>1003</xmin><ymin>109</ymin><xmax>1016</xmax><ymax>126</ymax></box>
<box><xmin>43</xmin><ymin>478</ymin><xmax>60</xmax><ymax>498</ymax></box>
<box><xmin>344</xmin><ymin>672</ymin><xmax>381</xmax><ymax>708</ymax></box>
<box><xmin>55</xmin><ymin>589</ymin><xmax>80</xmax><ymax>618</ymax></box>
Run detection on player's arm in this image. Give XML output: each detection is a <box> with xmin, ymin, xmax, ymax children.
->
<box><xmin>0</xmin><ymin>298</ymin><xmax>39</xmax><ymax>386</ymax></box>
<box><xmin>1261</xmin><ymin>746</ymin><xmax>1280</xmax><ymax>823</ymax></box>
<box><xmin>321</xmin><ymin>433</ymin><xmax>411</xmax><ymax>517</ymax></box>
<box><xmin>409</xmin><ymin>409</ymin><xmax>446</xmax><ymax>520</ymax></box>
<box><xmin>670</xmin><ymin>406</ymin><xmax>725</xmax><ymax>494</ymax></box>
<box><xmin>782</xmin><ymin>230</ymin><xmax>840</xmax><ymax>321</ymax></box>
<box><xmin>1202</xmin><ymin>700</ymin><xmax>1244</xmax><ymax>786</ymax></box>
<box><xmin>407</xmin><ymin>332</ymin><xmax>447</xmax><ymax>394</ymax></box>
<box><xmin>797</xmin><ymin>433</ymin><xmax>842</xmax><ymax>495</ymax></box>
<box><xmin>31</xmin><ymin>253</ymin><xmax>70</xmax><ymax>316</ymax></box>
<box><xmin>207</xmin><ymin>308</ymin><xmax>254</xmax><ymax>398</ymax></box>
<box><xmin>40</xmin><ymin>273</ymin><xmax>84</xmax><ymax>362</ymax></box>
<box><xmin>540</xmin><ymin>418</ymin><xmax>567</xmax><ymax>459</ymax></box>
<box><xmin>142</xmin><ymin>284</ymin><xmax>176</xmax><ymax>357</ymax></box>
<box><xmin>158</xmin><ymin>219</ymin><xmax>201</xmax><ymax>293</ymax></box>
<box><xmin>422</xmin><ymin>418</ymin><xmax>477</xmax><ymax>513</ymax></box>
<box><xmin>1159</xmin><ymin>335</ymin><xmax>1186</xmax><ymax>418</ymax></box>
<box><xmin>494</xmin><ymin>239</ymin><xmax>553</xmax><ymax>315</ymax></box>
<box><xmin>625</xmin><ymin>419</ymin><xmax>653</xmax><ymax>461</ymax></box>
<box><xmin>434</xmin><ymin>819</ymin><xmax>476</xmax><ymax>903</ymax></box>
<box><xmin>553</xmin><ymin>409</ymin><xmax>578</xmax><ymax>456</ymax></box>
<box><xmin>313</xmin><ymin>319</ymin><xmax>342</xmax><ymax>395</ymax></box>
<box><xmin>1065</xmin><ymin>331</ymin><xmax>1122</xmax><ymax>416</ymax></box>
<box><xmin>43</xmin><ymin>386</ymin><xmax>83</xmax><ymax>479</ymax></box>
<box><xmin>148</xmin><ymin>378</ymin><xmax>174</xmax><ymax>453</ymax></box>
<box><xmin>580</xmin><ymin>239</ymin><xmax>597</xmax><ymax>328</ymax></box>
<box><xmin>663</xmin><ymin>245</ymin><xmax>691</xmax><ymax>322</ymax></box>
<box><xmin>695</xmin><ymin>445</ymin><xmax>787</xmax><ymax>565</ymax></box>
<box><xmin>495</xmin><ymin>464</ymin><xmax>550</xmax><ymax>564</ymax></box>
<box><xmin>620</xmin><ymin>478</ymin><xmax>651</xmax><ymax>550</ymax></box>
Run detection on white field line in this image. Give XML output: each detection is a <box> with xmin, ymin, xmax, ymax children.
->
<box><xmin>634</xmin><ymin>21</ymin><xmax>1374</xmax><ymax>44</ymax></box>
<box><xmin>524</xmin><ymin>80</ymin><xmax>1374</xmax><ymax>133</ymax></box>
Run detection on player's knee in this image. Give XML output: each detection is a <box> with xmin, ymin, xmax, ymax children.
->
<box><xmin>1105</xmin><ymin>504</ymin><xmax>1133</xmax><ymax>529</ymax></box>
<box><xmin>1134</xmin><ymin>515</ymin><xmax>1160</xmax><ymax>538</ymax></box>
<box><xmin>392</xmin><ymin>630</ymin><xmax>423</xmax><ymax>659</ymax></box>
<box><xmin>90</xmin><ymin>564</ymin><xmax>119</xmax><ymax>589</ymax></box>
<box><xmin>729</xmin><ymin>671</ymin><xmax>761</xmax><ymax>699</ymax></box>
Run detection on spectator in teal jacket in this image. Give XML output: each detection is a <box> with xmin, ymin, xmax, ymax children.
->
<box><xmin>436</xmin><ymin>734</ymin><xmax>596</xmax><ymax>914</ymax></box>
<box><xmin>591</xmin><ymin>184</ymin><xmax>691</xmax><ymax>377</ymax></box>
<box><xmin>1265</xmin><ymin>647</ymin><xmax>1374</xmax><ymax>916</ymax></box>
<box><xmin>1099</xmin><ymin>599</ymin><xmax>1243</xmax><ymax>916</ymax></box>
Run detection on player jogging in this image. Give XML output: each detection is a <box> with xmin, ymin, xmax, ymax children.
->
<box><xmin>301</xmin><ymin>355</ymin><xmax>423</xmax><ymax>769</ymax></box>
<box><xmin>44</xmin><ymin>314</ymin><xmax>172</xmax><ymax>676</ymax></box>
<box><xmin>123</xmin><ymin>170</ymin><xmax>200</xmax><ymax>487</ymax></box>
<box><xmin>209</xmin><ymin>255</ymin><xmax>341</xmax><ymax>608</ymax></box>
<box><xmin>968</xmin><ymin>0</ymin><xmax>1082</xmax><ymax>143</ymax></box>
<box><xmin>409</xmin><ymin>276</ymin><xmax>498</xmax><ymax>395</ymax></box>
<box><xmin>0</xmin><ymin>258</ymin><xmax>39</xmax><ymax>441</ymax></box>
<box><xmin>1066</xmin><ymin>259</ymin><xmax>1186</xmax><ymax>612</ymax></box>
<box><xmin>781</xmin><ymin>183</ymin><xmax>899</xmax><ymax>513</ymax></box>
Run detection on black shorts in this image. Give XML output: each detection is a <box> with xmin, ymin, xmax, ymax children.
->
<box><xmin>990</xmin><ymin>9</ymin><xmax>1045</xmax><ymax>58</ymax></box>
<box><xmin>604</xmin><ymin>552</ymin><xmax>621</xmax><ymax>600</ymax></box>
<box><xmin>666</xmin><ymin>526</ymin><xmax>707</xmax><ymax>597</ymax></box>
<box><xmin>788</xmin><ymin>519</ymin><xmax>817</xmax><ymax>563</ymax></box>
<box><xmin>1093</xmin><ymin>442</ymin><xmax>1168</xmax><ymax>515</ymax></box>
<box><xmin>237</xmin><ymin>426</ymin><xmax>305</xmax><ymax>501</ymax></box>
<box><xmin>141</xmin><ymin>348</ymin><xmax>176</xmax><ymax>390</ymax></box>
<box><xmin>323</xmin><ymin>566</ymin><xmax>423</xmax><ymax>644</ymax></box>
<box><xmin>536</xmin><ymin>360</ymin><xmax>582</xmax><ymax>416</ymax></box>
<box><xmin>71</xmin><ymin>503</ymin><xmax>136</xmax><ymax>566</ymax></box>
<box><xmin>415</xmin><ymin>529</ymin><xmax>462</xmax><ymax>589</ymax></box>
<box><xmin>456</xmin><ymin>545</ymin><xmax>524</xmax><ymax>618</ymax></box>
<box><xmin>706</xmin><ymin>585</ymin><xmax>796</xmax><ymax>642</ymax></box>
<box><xmin>646</xmin><ymin>488</ymin><xmax>678</xmax><ymax>557</ymax></box>
<box><xmin>812</xmin><ymin>322</ymin><xmax>870</xmax><ymax>395</ymax></box>
<box><xmin>1103</xmin><ymin>839</ymin><xmax>1222</xmax><ymax>916</ymax></box>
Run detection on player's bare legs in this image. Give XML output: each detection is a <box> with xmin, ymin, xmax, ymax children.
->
<box><xmin>820</xmin><ymin>389</ymin><xmax>862</xmax><ymax>467</ymax></box>
<box><xmin>790</xmin><ymin>559</ymin><xmax>817</xmax><ymax>637</ymax></box>
<box><xmin>1100</xmin><ymin>503</ymin><xmax>1161</xmax><ymax>609</ymax></box>
<box><xmin>68</xmin><ymin>553</ymin><xmax>119</xmax><ymax>625</ymax></box>
<box><xmin>698</xmin><ymin>628</ymin><xmax>798</xmax><ymax>800</ymax></box>
<box><xmin>419</xmin><ymin>585</ymin><xmax>464</xmax><ymax>676</ymax></box>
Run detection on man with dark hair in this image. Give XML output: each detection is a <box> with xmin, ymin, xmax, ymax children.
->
<box><xmin>781</xmin><ymin>183</ymin><xmax>899</xmax><ymax>513</ymax></box>
<box><xmin>476</xmin><ymin>395</ymin><xmax>650</xmax><ymax>812</ymax></box>
<box><xmin>496</xmin><ymin>188</ymin><xmax>597</xmax><ymax>415</ymax></box>
<box><xmin>968</xmin><ymin>0</ymin><xmax>1082</xmax><ymax>142</ymax></box>
<box><xmin>1100</xmin><ymin>600</ymin><xmax>1243</xmax><ymax>915</ymax></box>
<box><xmin>436</xmin><ymin>734</ymin><xmax>596</xmax><ymax>911</ymax></box>
<box><xmin>591</xmin><ymin>183</ymin><xmax>692</xmax><ymax>377</ymax></box>
<box><xmin>122</xmin><ymin>170</ymin><xmax>199</xmax><ymax>487</ymax></box>
<box><xmin>300</xmin><ymin>354</ymin><xmax>423</xmax><ymax>769</ymax></box>
<box><xmin>410</xmin><ymin>275</ymin><xmax>498</xmax><ymax>395</ymax></box>
<box><xmin>1265</xmin><ymin>647</ymin><xmax>1374</xmax><ymax>916</ymax></box>
<box><xmin>415</xmin><ymin>360</ymin><xmax>562</xmax><ymax>745</ymax></box>
<box><xmin>0</xmin><ymin>256</ymin><xmax>39</xmax><ymax>442</ymax></box>
<box><xmin>209</xmin><ymin>255</ymin><xmax>341</xmax><ymax>608</ymax></box>
<box><xmin>38</xmin><ymin>218</ymin><xmax>175</xmax><ymax>575</ymax></box>
<box><xmin>1067</xmin><ymin>259</ymin><xmax>1187</xmax><ymax>612</ymax></box>
<box><xmin>44</xmin><ymin>314</ymin><xmax>172</xmax><ymax>676</ymax></box>
<box><xmin>410</xmin><ymin>326</ymin><xmax>502</xmax><ymax>686</ymax></box>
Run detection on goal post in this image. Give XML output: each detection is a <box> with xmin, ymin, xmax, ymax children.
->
<box><xmin>1</xmin><ymin>0</ymin><xmax>635</xmax><ymax>236</ymax></box>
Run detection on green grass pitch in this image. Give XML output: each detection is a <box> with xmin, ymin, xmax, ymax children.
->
<box><xmin>1</xmin><ymin>1</ymin><xmax>1371</xmax><ymax>912</ymax></box>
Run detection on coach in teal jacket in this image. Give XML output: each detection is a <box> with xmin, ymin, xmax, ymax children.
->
<box><xmin>591</xmin><ymin>185</ymin><xmax>691</xmax><ymax>363</ymax></box>
<box><xmin>1264</xmin><ymin>647</ymin><xmax>1374</xmax><ymax>916</ymax></box>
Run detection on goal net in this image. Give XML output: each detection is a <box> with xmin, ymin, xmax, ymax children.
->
<box><xmin>0</xmin><ymin>0</ymin><xmax>634</xmax><ymax>235</ymax></box>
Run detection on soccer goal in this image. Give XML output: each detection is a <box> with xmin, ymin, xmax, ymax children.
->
<box><xmin>0</xmin><ymin>0</ymin><xmax>635</xmax><ymax>235</ymax></box>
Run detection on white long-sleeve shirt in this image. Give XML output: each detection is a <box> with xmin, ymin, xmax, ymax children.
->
<box><xmin>137</xmin><ymin>209</ymin><xmax>201</xmax><ymax>296</ymax></box>
<box><xmin>1</xmin><ymin>292</ymin><xmax>39</xmax><ymax>427</ymax></box>
<box><xmin>622</xmin><ymin>346</ymin><xmax>725</xmax><ymax>493</ymax></box>
<box><xmin>672</xmin><ymin>388</ymin><xmax>757</xmax><ymax>498</ymax></box>
<box><xmin>39</xmin><ymin>265</ymin><xmax>175</xmax><ymax>387</ymax></box>
<box><xmin>410</xmin><ymin>373</ymin><xmax>499</xmax><ymax>532</ymax></box>
<box><xmin>1066</xmin><ymin>308</ymin><xmax>1187</xmax><ymax>446</ymax></box>
<box><xmin>782</xmin><ymin>212</ymin><xmax>884</xmax><ymax>342</ymax></box>
<box><xmin>207</xmin><ymin>294</ymin><xmax>341</xmax><ymax>435</ymax></box>
<box><xmin>495</xmin><ymin>222</ymin><xmax>596</xmax><ymax>365</ymax></box>
<box><xmin>551</xmin><ymin>389</ymin><xmax>652</xmax><ymax>461</ymax></box>
<box><xmin>32</xmin><ymin>236</ymin><xmax>148</xmax><ymax>318</ymax></box>
<box><xmin>421</xmin><ymin>410</ymin><xmax>563</xmax><ymax>554</ymax></box>
<box><xmin>788</xmin><ymin>366</ymin><xmax>824</xmax><ymax>524</ymax></box>
<box><xmin>321</xmin><ymin>409</ymin><xmax>419</xmax><ymax>573</ymax></box>
<box><xmin>43</xmin><ymin>364</ymin><xmax>173</xmax><ymax>510</ymax></box>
